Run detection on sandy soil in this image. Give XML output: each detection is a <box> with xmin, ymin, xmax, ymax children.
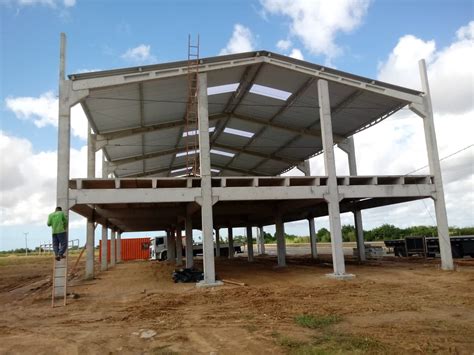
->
<box><xmin>0</xmin><ymin>253</ymin><xmax>473</xmax><ymax>354</ymax></box>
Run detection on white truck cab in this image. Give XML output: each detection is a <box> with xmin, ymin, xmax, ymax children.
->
<box><xmin>149</xmin><ymin>236</ymin><xmax>167</xmax><ymax>261</ymax></box>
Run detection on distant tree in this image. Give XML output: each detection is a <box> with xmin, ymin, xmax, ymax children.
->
<box><xmin>341</xmin><ymin>224</ymin><xmax>356</xmax><ymax>242</ymax></box>
<box><xmin>317</xmin><ymin>228</ymin><xmax>330</xmax><ymax>242</ymax></box>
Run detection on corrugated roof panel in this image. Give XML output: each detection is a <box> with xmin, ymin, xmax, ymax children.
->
<box><xmin>86</xmin><ymin>84</ymin><xmax>140</xmax><ymax>133</ymax></box>
<box><xmin>234</xmin><ymin>93</ymin><xmax>283</xmax><ymax>119</ymax></box>
<box><xmin>105</xmin><ymin>135</ymin><xmax>142</xmax><ymax>161</ymax></box>
<box><xmin>208</xmin><ymin>92</ymin><xmax>232</xmax><ymax>115</ymax></box>
<box><xmin>254</xmin><ymin>64</ymin><xmax>309</xmax><ymax>93</ymax></box>
<box><xmin>229</xmin><ymin>153</ymin><xmax>264</xmax><ymax>170</ymax></box>
<box><xmin>256</xmin><ymin>159</ymin><xmax>289</xmax><ymax>175</ymax></box>
<box><xmin>207</xmin><ymin>66</ymin><xmax>248</xmax><ymax>87</ymax></box>
<box><xmin>246</xmin><ymin>127</ymin><xmax>296</xmax><ymax>155</ymax></box>
<box><xmin>143</xmin><ymin>127</ymin><xmax>182</xmax><ymax>154</ymax></box>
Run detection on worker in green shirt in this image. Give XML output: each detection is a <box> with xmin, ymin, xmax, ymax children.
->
<box><xmin>47</xmin><ymin>207</ymin><xmax>68</xmax><ymax>261</ymax></box>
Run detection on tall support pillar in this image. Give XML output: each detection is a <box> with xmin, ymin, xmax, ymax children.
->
<box><xmin>318</xmin><ymin>79</ymin><xmax>350</xmax><ymax>278</ymax></box>
<box><xmin>116</xmin><ymin>231</ymin><xmax>122</xmax><ymax>263</ymax></box>
<box><xmin>85</xmin><ymin>125</ymin><xmax>96</xmax><ymax>279</ymax></box>
<box><xmin>101</xmin><ymin>223</ymin><xmax>108</xmax><ymax>271</ymax></box>
<box><xmin>258</xmin><ymin>226</ymin><xmax>265</xmax><ymax>255</ymax></box>
<box><xmin>185</xmin><ymin>213</ymin><xmax>193</xmax><ymax>268</ymax></box>
<box><xmin>275</xmin><ymin>212</ymin><xmax>286</xmax><ymax>267</ymax></box>
<box><xmin>410</xmin><ymin>59</ymin><xmax>453</xmax><ymax>270</ymax></box>
<box><xmin>110</xmin><ymin>229</ymin><xmax>116</xmax><ymax>267</ymax></box>
<box><xmin>228</xmin><ymin>227</ymin><xmax>234</xmax><ymax>259</ymax></box>
<box><xmin>167</xmin><ymin>228</ymin><xmax>176</xmax><ymax>263</ymax></box>
<box><xmin>176</xmin><ymin>226</ymin><xmax>183</xmax><ymax>266</ymax></box>
<box><xmin>215</xmin><ymin>228</ymin><xmax>221</xmax><ymax>257</ymax></box>
<box><xmin>339</xmin><ymin>137</ymin><xmax>366</xmax><ymax>261</ymax></box>
<box><xmin>246</xmin><ymin>226</ymin><xmax>254</xmax><ymax>262</ymax></box>
<box><xmin>308</xmin><ymin>217</ymin><xmax>317</xmax><ymax>258</ymax></box>
<box><xmin>197</xmin><ymin>72</ymin><xmax>220</xmax><ymax>286</ymax></box>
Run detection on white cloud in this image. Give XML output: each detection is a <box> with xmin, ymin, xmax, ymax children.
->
<box><xmin>220</xmin><ymin>24</ymin><xmax>255</xmax><ymax>55</ymax></box>
<box><xmin>5</xmin><ymin>91</ymin><xmax>88</xmax><ymax>140</ymax></box>
<box><xmin>261</xmin><ymin>0</ymin><xmax>370</xmax><ymax>62</ymax></box>
<box><xmin>10</xmin><ymin>0</ymin><xmax>75</xmax><ymax>7</ymax></box>
<box><xmin>121</xmin><ymin>44</ymin><xmax>157</xmax><ymax>64</ymax></box>
<box><xmin>378</xmin><ymin>20</ymin><xmax>474</xmax><ymax>115</ymax></box>
<box><xmin>276</xmin><ymin>39</ymin><xmax>292</xmax><ymax>50</ymax></box>
<box><xmin>309</xmin><ymin>21</ymin><xmax>474</xmax><ymax>228</ymax></box>
<box><xmin>289</xmin><ymin>48</ymin><xmax>304</xmax><ymax>60</ymax></box>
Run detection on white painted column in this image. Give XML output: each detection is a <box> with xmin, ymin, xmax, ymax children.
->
<box><xmin>85</xmin><ymin>125</ymin><xmax>96</xmax><ymax>279</ymax></box>
<box><xmin>185</xmin><ymin>213</ymin><xmax>194</xmax><ymax>268</ymax></box>
<box><xmin>258</xmin><ymin>225</ymin><xmax>265</xmax><ymax>255</ymax></box>
<box><xmin>110</xmin><ymin>229</ymin><xmax>116</xmax><ymax>267</ymax></box>
<box><xmin>197</xmin><ymin>72</ymin><xmax>220</xmax><ymax>286</ymax></box>
<box><xmin>275</xmin><ymin>213</ymin><xmax>286</xmax><ymax>267</ymax></box>
<box><xmin>416</xmin><ymin>59</ymin><xmax>453</xmax><ymax>270</ymax></box>
<box><xmin>339</xmin><ymin>137</ymin><xmax>366</xmax><ymax>261</ymax></box>
<box><xmin>318</xmin><ymin>79</ymin><xmax>348</xmax><ymax>277</ymax></box>
<box><xmin>215</xmin><ymin>228</ymin><xmax>221</xmax><ymax>257</ymax></box>
<box><xmin>116</xmin><ymin>231</ymin><xmax>122</xmax><ymax>263</ymax></box>
<box><xmin>308</xmin><ymin>217</ymin><xmax>317</xmax><ymax>258</ymax></box>
<box><xmin>176</xmin><ymin>226</ymin><xmax>183</xmax><ymax>266</ymax></box>
<box><xmin>228</xmin><ymin>227</ymin><xmax>234</xmax><ymax>259</ymax></box>
<box><xmin>246</xmin><ymin>226</ymin><xmax>254</xmax><ymax>262</ymax></box>
<box><xmin>101</xmin><ymin>224</ymin><xmax>108</xmax><ymax>271</ymax></box>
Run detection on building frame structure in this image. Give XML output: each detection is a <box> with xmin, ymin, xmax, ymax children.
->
<box><xmin>56</xmin><ymin>33</ymin><xmax>453</xmax><ymax>285</ymax></box>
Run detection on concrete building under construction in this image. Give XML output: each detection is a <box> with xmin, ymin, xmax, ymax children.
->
<box><xmin>54</xmin><ymin>33</ymin><xmax>453</xmax><ymax>294</ymax></box>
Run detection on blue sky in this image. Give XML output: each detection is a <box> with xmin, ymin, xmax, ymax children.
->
<box><xmin>1</xmin><ymin>0</ymin><xmax>473</xmax><ymax>251</ymax></box>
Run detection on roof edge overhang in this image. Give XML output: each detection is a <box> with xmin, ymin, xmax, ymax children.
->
<box><xmin>68</xmin><ymin>50</ymin><xmax>422</xmax><ymax>97</ymax></box>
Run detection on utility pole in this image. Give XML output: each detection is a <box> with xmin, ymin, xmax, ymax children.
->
<box><xmin>24</xmin><ymin>232</ymin><xmax>29</xmax><ymax>256</ymax></box>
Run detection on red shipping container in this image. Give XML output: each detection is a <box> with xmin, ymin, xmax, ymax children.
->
<box><xmin>99</xmin><ymin>237</ymin><xmax>150</xmax><ymax>262</ymax></box>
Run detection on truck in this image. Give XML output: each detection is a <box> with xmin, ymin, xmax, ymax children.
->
<box><xmin>149</xmin><ymin>236</ymin><xmax>243</xmax><ymax>261</ymax></box>
<box><xmin>384</xmin><ymin>235</ymin><xmax>474</xmax><ymax>258</ymax></box>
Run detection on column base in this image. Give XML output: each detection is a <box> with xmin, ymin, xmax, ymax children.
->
<box><xmin>325</xmin><ymin>273</ymin><xmax>355</xmax><ymax>280</ymax></box>
<box><xmin>196</xmin><ymin>280</ymin><xmax>224</xmax><ymax>288</ymax></box>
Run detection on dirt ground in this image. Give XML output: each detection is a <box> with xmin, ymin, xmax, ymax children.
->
<box><xmin>0</xmin><ymin>253</ymin><xmax>473</xmax><ymax>355</ymax></box>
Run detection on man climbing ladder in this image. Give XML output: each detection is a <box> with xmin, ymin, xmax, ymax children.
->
<box><xmin>47</xmin><ymin>206</ymin><xmax>68</xmax><ymax>306</ymax></box>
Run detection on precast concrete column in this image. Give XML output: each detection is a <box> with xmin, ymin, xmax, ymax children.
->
<box><xmin>167</xmin><ymin>228</ymin><xmax>176</xmax><ymax>263</ymax></box>
<box><xmin>258</xmin><ymin>226</ymin><xmax>265</xmax><ymax>255</ymax></box>
<box><xmin>197</xmin><ymin>72</ymin><xmax>219</xmax><ymax>286</ymax></box>
<box><xmin>215</xmin><ymin>228</ymin><xmax>221</xmax><ymax>257</ymax></box>
<box><xmin>228</xmin><ymin>227</ymin><xmax>234</xmax><ymax>259</ymax></box>
<box><xmin>110</xmin><ymin>229</ymin><xmax>116</xmax><ymax>267</ymax></box>
<box><xmin>275</xmin><ymin>213</ymin><xmax>286</xmax><ymax>267</ymax></box>
<box><xmin>56</xmin><ymin>33</ymin><xmax>70</xmax><ymax>233</ymax></box>
<box><xmin>339</xmin><ymin>137</ymin><xmax>366</xmax><ymax>261</ymax></box>
<box><xmin>100</xmin><ymin>224</ymin><xmax>108</xmax><ymax>271</ymax></box>
<box><xmin>417</xmin><ymin>59</ymin><xmax>453</xmax><ymax>270</ymax></box>
<box><xmin>176</xmin><ymin>226</ymin><xmax>183</xmax><ymax>266</ymax></box>
<box><xmin>246</xmin><ymin>226</ymin><xmax>254</xmax><ymax>262</ymax></box>
<box><xmin>116</xmin><ymin>231</ymin><xmax>122</xmax><ymax>263</ymax></box>
<box><xmin>85</xmin><ymin>219</ymin><xmax>95</xmax><ymax>279</ymax></box>
<box><xmin>308</xmin><ymin>217</ymin><xmax>317</xmax><ymax>258</ymax></box>
<box><xmin>318</xmin><ymin>79</ymin><xmax>348</xmax><ymax>277</ymax></box>
<box><xmin>185</xmin><ymin>213</ymin><xmax>194</xmax><ymax>268</ymax></box>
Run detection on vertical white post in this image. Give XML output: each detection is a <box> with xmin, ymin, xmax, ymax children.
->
<box><xmin>418</xmin><ymin>59</ymin><xmax>453</xmax><ymax>270</ymax></box>
<box><xmin>197</xmin><ymin>72</ymin><xmax>220</xmax><ymax>286</ymax></box>
<box><xmin>258</xmin><ymin>225</ymin><xmax>265</xmax><ymax>255</ymax></box>
<box><xmin>275</xmin><ymin>212</ymin><xmax>286</xmax><ymax>267</ymax></box>
<box><xmin>176</xmin><ymin>226</ymin><xmax>183</xmax><ymax>266</ymax></box>
<box><xmin>246</xmin><ymin>226</ymin><xmax>254</xmax><ymax>262</ymax></box>
<box><xmin>101</xmin><ymin>223</ymin><xmax>108</xmax><ymax>271</ymax></box>
<box><xmin>116</xmin><ymin>231</ymin><xmax>122</xmax><ymax>263</ymax></box>
<box><xmin>215</xmin><ymin>228</ymin><xmax>221</xmax><ymax>257</ymax></box>
<box><xmin>228</xmin><ymin>227</ymin><xmax>234</xmax><ymax>259</ymax></box>
<box><xmin>85</xmin><ymin>124</ymin><xmax>96</xmax><ymax>279</ymax></box>
<box><xmin>318</xmin><ymin>79</ymin><xmax>349</xmax><ymax>277</ymax></box>
<box><xmin>56</xmin><ymin>32</ymin><xmax>70</xmax><ymax>230</ymax></box>
<box><xmin>185</xmin><ymin>213</ymin><xmax>193</xmax><ymax>268</ymax></box>
<box><xmin>339</xmin><ymin>137</ymin><xmax>366</xmax><ymax>261</ymax></box>
<box><xmin>308</xmin><ymin>217</ymin><xmax>318</xmax><ymax>258</ymax></box>
<box><xmin>110</xmin><ymin>229</ymin><xmax>116</xmax><ymax>267</ymax></box>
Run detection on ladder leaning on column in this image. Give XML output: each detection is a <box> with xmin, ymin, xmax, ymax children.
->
<box><xmin>51</xmin><ymin>254</ymin><xmax>68</xmax><ymax>307</ymax></box>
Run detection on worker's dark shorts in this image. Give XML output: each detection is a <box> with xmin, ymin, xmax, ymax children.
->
<box><xmin>52</xmin><ymin>232</ymin><xmax>67</xmax><ymax>256</ymax></box>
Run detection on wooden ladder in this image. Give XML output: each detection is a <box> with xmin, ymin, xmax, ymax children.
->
<box><xmin>51</xmin><ymin>255</ymin><xmax>68</xmax><ymax>307</ymax></box>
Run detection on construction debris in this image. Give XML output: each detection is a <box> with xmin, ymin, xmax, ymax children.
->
<box><xmin>172</xmin><ymin>268</ymin><xmax>204</xmax><ymax>283</ymax></box>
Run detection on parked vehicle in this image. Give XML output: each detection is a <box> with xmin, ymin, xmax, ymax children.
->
<box><xmin>384</xmin><ymin>235</ymin><xmax>474</xmax><ymax>258</ymax></box>
<box><xmin>149</xmin><ymin>236</ymin><xmax>243</xmax><ymax>261</ymax></box>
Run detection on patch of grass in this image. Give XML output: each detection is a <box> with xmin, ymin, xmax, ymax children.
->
<box><xmin>294</xmin><ymin>314</ymin><xmax>342</xmax><ymax>329</ymax></box>
<box><xmin>278</xmin><ymin>333</ymin><xmax>387</xmax><ymax>355</ymax></box>
<box><xmin>151</xmin><ymin>345</ymin><xmax>178</xmax><ymax>355</ymax></box>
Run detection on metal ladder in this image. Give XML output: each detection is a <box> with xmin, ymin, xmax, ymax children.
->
<box><xmin>51</xmin><ymin>255</ymin><xmax>68</xmax><ymax>307</ymax></box>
